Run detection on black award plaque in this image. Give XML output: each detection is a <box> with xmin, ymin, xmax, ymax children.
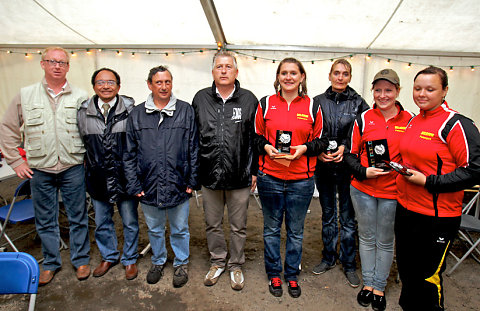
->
<box><xmin>275</xmin><ymin>130</ymin><xmax>292</xmax><ymax>154</ymax></box>
<box><xmin>365</xmin><ymin>139</ymin><xmax>390</xmax><ymax>170</ymax></box>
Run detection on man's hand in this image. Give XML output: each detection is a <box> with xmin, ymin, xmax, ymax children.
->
<box><xmin>250</xmin><ymin>175</ymin><xmax>257</xmax><ymax>192</ymax></box>
<box><xmin>13</xmin><ymin>162</ymin><xmax>33</xmax><ymax>179</ymax></box>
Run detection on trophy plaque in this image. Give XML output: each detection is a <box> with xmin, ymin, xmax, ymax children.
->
<box><xmin>365</xmin><ymin>139</ymin><xmax>390</xmax><ymax>170</ymax></box>
<box><xmin>275</xmin><ymin>130</ymin><xmax>292</xmax><ymax>154</ymax></box>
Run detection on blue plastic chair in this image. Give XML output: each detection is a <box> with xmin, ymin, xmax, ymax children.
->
<box><xmin>0</xmin><ymin>252</ymin><xmax>40</xmax><ymax>311</ymax></box>
<box><xmin>0</xmin><ymin>179</ymin><xmax>36</xmax><ymax>252</ymax></box>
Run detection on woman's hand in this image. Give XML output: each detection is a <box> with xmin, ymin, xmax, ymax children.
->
<box><xmin>366</xmin><ymin>167</ymin><xmax>391</xmax><ymax>179</ymax></box>
<box><xmin>402</xmin><ymin>169</ymin><xmax>426</xmax><ymax>186</ymax></box>
<box><xmin>264</xmin><ymin>144</ymin><xmax>279</xmax><ymax>159</ymax></box>
<box><xmin>290</xmin><ymin>145</ymin><xmax>307</xmax><ymax>160</ymax></box>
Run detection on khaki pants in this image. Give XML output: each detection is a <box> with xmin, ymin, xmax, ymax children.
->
<box><xmin>202</xmin><ymin>186</ymin><xmax>250</xmax><ymax>271</ymax></box>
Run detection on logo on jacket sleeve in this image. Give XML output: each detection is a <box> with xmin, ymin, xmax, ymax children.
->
<box><xmin>232</xmin><ymin>108</ymin><xmax>242</xmax><ymax>120</ymax></box>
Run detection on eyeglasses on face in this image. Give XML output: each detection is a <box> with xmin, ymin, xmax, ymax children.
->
<box><xmin>43</xmin><ymin>59</ymin><xmax>69</xmax><ymax>67</ymax></box>
<box><xmin>94</xmin><ymin>80</ymin><xmax>117</xmax><ymax>86</ymax></box>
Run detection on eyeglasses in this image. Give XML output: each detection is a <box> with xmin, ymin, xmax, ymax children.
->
<box><xmin>43</xmin><ymin>59</ymin><xmax>69</xmax><ymax>67</ymax></box>
<box><xmin>95</xmin><ymin>80</ymin><xmax>117</xmax><ymax>86</ymax></box>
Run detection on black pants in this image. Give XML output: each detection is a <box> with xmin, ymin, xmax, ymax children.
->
<box><xmin>395</xmin><ymin>204</ymin><xmax>460</xmax><ymax>311</ymax></box>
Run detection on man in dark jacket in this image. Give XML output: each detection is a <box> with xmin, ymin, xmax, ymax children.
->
<box><xmin>123</xmin><ymin>66</ymin><xmax>199</xmax><ymax>288</ymax></box>
<box><xmin>312</xmin><ymin>59</ymin><xmax>369</xmax><ymax>288</ymax></box>
<box><xmin>77</xmin><ymin>68</ymin><xmax>139</xmax><ymax>280</ymax></box>
<box><xmin>192</xmin><ymin>51</ymin><xmax>258</xmax><ymax>291</ymax></box>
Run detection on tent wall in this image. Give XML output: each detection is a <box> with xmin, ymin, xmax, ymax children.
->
<box><xmin>1</xmin><ymin>50</ymin><xmax>479</xmax><ymax>126</ymax></box>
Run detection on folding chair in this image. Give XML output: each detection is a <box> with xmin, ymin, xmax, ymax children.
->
<box><xmin>446</xmin><ymin>190</ymin><xmax>480</xmax><ymax>276</ymax></box>
<box><xmin>0</xmin><ymin>252</ymin><xmax>40</xmax><ymax>311</ymax></box>
<box><xmin>0</xmin><ymin>179</ymin><xmax>36</xmax><ymax>252</ymax></box>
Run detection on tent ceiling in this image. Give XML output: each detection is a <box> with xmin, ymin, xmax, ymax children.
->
<box><xmin>1</xmin><ymin>0</ymin><xmax>479</xmax><ymax>56</ymax></box>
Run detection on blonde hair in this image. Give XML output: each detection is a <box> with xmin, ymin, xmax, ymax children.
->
<box><xmin>42</xmin><ymin>47</ymin><xmax>70</xmax><ymax>62</ymax></box>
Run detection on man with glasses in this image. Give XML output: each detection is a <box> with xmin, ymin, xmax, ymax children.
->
<box><xmin>77</xmin><ymin>68</ymin><xmax>139</xmax><ymax>280</ymax></box>
<box><xmin>0</xmin><ymin>46</ymin><xmax>91</xmax><ymax>286</ymax></box>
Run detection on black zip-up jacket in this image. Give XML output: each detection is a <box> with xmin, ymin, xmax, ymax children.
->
<box><xmin>77</xmin><ymin>95</ymin><xmax>134</xmax><ymax>203</ymax></box>
<box><xmin>314</xmin><ymin>86</ymin><xmax>369</xmax><ymax>174</ymax></box>
<box><xmin>123</xmin><ymin>100</ymin><xmax>199</xmax><ymax>208</ymax></box>
<box><xmin>192</xmin><ymin>80</ymin><xmax>258</xmax><ymax>190</ymax></box>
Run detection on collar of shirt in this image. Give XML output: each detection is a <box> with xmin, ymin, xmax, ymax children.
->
<box><xmin>45</xmin><ymin>81</ymin><xmax>68</xmax><ymax>99</ymax></box>
<box><xmin>216</xmin><ymin>85</ymin><xmax>236</xmax><ymax>103</ymax></box>
<box><xmin>97</xmin><ymin>97</ymin><xmax>117</xmax><ymax>115</ymax></box>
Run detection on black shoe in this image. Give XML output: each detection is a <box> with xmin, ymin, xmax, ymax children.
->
<box><xmin>173</xmin><ymin>265</ymin><xmax>188</xmax><ymax>288</ymax></box>
<box><xmin>268</xmin><ymin>277</ymin><xmax>283</xmax><ymax>297</ymax></box>
<box><xmin>146</xmin><ymin>264</ymin><xmax>164</xmax><ymax>284</ymax></box>
<box><xmin>287</xmin><ymin>280</ymin><xmax>301</xmax><ymax>298</ymax></box>
<box><xmin>357</xmin><ymin>288</ymin><xmax>373</xmax><ymax>307</ymax></box>
<box><xmin>372</xmin><ymin>294</ymin><xmax>386</xmax><ymax>311</ymax></box>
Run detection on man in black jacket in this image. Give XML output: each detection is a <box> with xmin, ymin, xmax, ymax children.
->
<box><xmin>123</xmin><ymin>66</ymin><xmax>199</xmax><ymax>288</ymax></box>
<box><xmin>77</xmin><ymin>68</ymin><xmax>139</xmax><ymax>281</ymax></box>
<box><xmin>192</xmin><ymin>51</ymin><xmax>258</xmax><ymax>291</ymax></box>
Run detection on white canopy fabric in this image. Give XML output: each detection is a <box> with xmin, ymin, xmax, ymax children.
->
<box><xmin>0</xmin><ymin>0</ymin><xmax>479</xmax><ymax>124</ymax></box>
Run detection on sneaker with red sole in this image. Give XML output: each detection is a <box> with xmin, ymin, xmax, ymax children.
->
<box><xmin>269</xmin><ymin>277</ymin><xmax>283</xmax><ymax>297</ymax></box>
<box><xmin>287</xmin><ymin>280</ymin><xmax>301</xmax><ymax>298</ymax></box>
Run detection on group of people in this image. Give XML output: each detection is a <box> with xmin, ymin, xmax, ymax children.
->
<box><xmin>1</xmin><ymin>46</ymin><xmax>479</xmax><ymax>311</ymax></box>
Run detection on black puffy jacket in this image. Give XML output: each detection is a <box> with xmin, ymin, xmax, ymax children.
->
<box><xmin>123</xmin><ymin>99</ymin><xmax>199</xmax><ymax>208</ymax></box>
<box><xmin>314</xmin><ymin>86</ymin><xmax>369</xmax><ymax>174</ymax></box>
<box><xmin>192</xmin><ymin>80</ymin><xmax>258</xmax><ymax>190</ymax></box>
<box><xmin>77</xmin><ymin>95</ymin><xmax>134</xmax><ymax>203</ymax></box>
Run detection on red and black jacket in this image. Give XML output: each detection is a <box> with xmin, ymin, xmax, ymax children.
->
<box><xmin>345</xmin><ymin>102</ymin><xmax>414</xmax><ymax>199</ymax></box>
<box><xmin>254</xmin><ymin>93</ymin><xmax>328</xmax><ymax>180</ymax></box>
<box><xmin>397</xmin><ymin>102</ymin><xmax>480</xmax><ymax>217</ymax></box>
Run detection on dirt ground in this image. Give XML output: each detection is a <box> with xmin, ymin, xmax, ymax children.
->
<box><xmin>0</xmin><ymin>176</ymin><xmax>479</xmax><ymax>311</ymax></box>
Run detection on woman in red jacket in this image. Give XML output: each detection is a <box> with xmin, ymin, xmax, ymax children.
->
<box><xmin>255</xmin><ymin>58</ymin><xmax>327</xmax><ymax>298</ymax></box>
<box><xmin>345</xmin><ymin>69</ymin><xmax>414</xmax><ymax>311</ymax></box>
<box><xmin>395</xmin><ymin>66</ymin><xmax>480</xmax><ymax>311</ymax></box>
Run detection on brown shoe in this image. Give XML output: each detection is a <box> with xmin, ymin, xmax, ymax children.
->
<box><xmin>125</xmin><ymin>263</ymin><xmax>138</xmax><ymax>280</ymax></box>
<box><xmin>39</xmin><ymin>270</ymin><xmax>57</xmax><ymax>286</ymax></box>
<box><xmin>76</xmin><ymin>265</ymin><xmax>91</xmax><ymax>281</ymax></box>
<box><xmin>93</xmin><ymin>261</ymin><xmax>117</xmax><ymax>277</ymax></box>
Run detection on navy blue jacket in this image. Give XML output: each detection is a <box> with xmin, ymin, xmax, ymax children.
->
<box><xmin>123</xmin><ymin>99</ymin><xmax>199</xmax><ymax>208</ymax></box>
<box><xmin>77</xmin><ymin>95</ymin><xmax>134</xmax><ymax>203</ymax></box>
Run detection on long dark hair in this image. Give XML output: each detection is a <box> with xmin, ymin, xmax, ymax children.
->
<box><xmin>274</xmin><ymin>58</ymin><xmax>307</xmax><ymax>97</ymax></box>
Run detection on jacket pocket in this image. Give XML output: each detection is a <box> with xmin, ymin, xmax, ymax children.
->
<box><xmin>26</xmin><ymin>136</ymin><xmax>45</xmax><ymax>157</ymax></box>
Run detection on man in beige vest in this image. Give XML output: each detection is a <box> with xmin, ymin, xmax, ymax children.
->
<box><xmin>0</xmin><ymin>47</ymin><xmax>91</xmax><ymax>286</ymax></box>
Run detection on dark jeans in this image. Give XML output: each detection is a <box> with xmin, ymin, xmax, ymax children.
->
<box><xmin>30</xmin><ymin>165</ymin><xmax>90</xmax><ymax>270</ymax></box>
<box><xmin>315</xmin><ymin>169</ymin><xmax>357</xmax><ymax>271</ymax></box>
<box><xmin>395</xmin><ymin>204</ymin><xmax>460</xmax><ymax>311</ymax></box>
<box><xmin>257</xmin><ymin>170</ymin><xmax>314</xmax><ymax>281</ymax></box>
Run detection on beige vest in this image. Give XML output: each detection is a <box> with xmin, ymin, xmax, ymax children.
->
<box><xmin>20</xmin><ymin>82</ymin><xmax>88</xmax><ymax>168</ymax></box>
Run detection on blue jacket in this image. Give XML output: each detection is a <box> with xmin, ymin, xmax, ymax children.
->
<box><xmin>78</xmin><ymin>95</ymin><xmax>134</xmax><ymax>203</ymax></box>
<box><xmin>123</xmin><ymin>97</ymin><xmax>199</xmax><ymax>208</ymax></box>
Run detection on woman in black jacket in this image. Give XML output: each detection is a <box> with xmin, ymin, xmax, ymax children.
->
<box><xmin>312</xmin><ymin>59</ymin><xmax>369</xmax><ymax>288</ymax></box>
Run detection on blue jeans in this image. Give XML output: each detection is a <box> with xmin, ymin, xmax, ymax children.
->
<box><xmin>30</xmin><ymin>165</ymin><xmax>90</xmax><ymax>270</ymax></box>
<box><xmin>257</xmin><ymin>171</ymin><xmax>314</xmax><ymax>281</ymax></box>
<box><xmin>141</xmin><ymin>200</ymin><xmax>190</xmax><ymax>267</ymax></box>
<box><xmin>92</xmin><ymin>198</ymin><xmax>139</xmax><ymax>266</ymax></box>
<box><xmin>350</xmin><ymin>186</ymin><xmax>396</xmax><ymax>291</ymax></box>
<box><xmin>315</xmin><ymin>170</ymin><xmax>357</xmax><ymax>271</ymax></box>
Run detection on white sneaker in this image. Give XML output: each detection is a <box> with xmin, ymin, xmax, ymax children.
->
<box><xmin>230</xmin><ymin>269</ymin><xmax>244</xmax><ymax>290</ymax></box>
<box><xmin>204</xmin><ymin>265</ymin><xmax>225</xmax><ymax>286</ymax></box>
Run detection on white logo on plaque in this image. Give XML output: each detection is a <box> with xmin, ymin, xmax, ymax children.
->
<box><xmin>374</xmin><ymin>144</ymin><xmax>386</xmax><ymax>155</ymax></box>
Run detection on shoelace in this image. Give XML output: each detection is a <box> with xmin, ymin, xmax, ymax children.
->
<box><xmin>288</xmin><ymin>280</ymin><xmax>298</xmax><ymax>288</ymax></box>
<box><xmin>271</xmin><ymin>277</ymin><xmax>282</xmax><ymax>287</ymax></box>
